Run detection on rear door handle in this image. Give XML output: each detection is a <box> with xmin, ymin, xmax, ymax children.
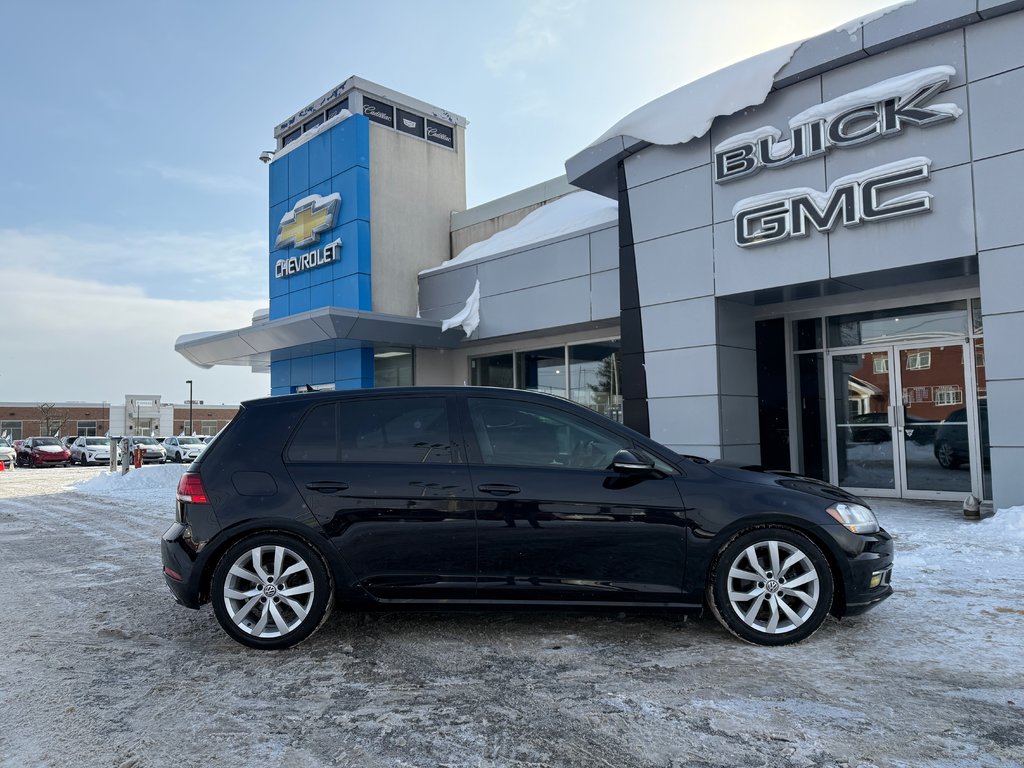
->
<box><xmin>477</xmin><ymin>484</ymin><xmax>521</xmax><ymax>496</ymax></box>
<box><xmin>305</xmin><ymin>481</ymin><xmax>349</xmax><ymax>493</ymax></box>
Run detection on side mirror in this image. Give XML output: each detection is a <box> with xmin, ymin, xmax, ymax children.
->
<box><xmin>611</xmin><ymin>449</ymin><xmax>655</xmax><ymax>475</ymax></box>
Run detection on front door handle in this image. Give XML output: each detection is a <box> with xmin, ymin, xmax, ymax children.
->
<box><xmin>305</xmin><ymin>481</ymin><xmax>349</xmax><ymax>493</ymax></box>
<box><xmin>478</xmin><ymin>483</ymin><xmax>521</xmax><ymax>496</ymax></box>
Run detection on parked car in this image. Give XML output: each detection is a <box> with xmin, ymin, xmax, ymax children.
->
<box><xmin>162</xmin><ymin>387</ymin><xmax>893</xmax><ymax>650</ymax></box>
<box><xmin>125</xmin><ymin>436</ymin><xmax>167</xmax><ymax>464</ymax></box>
<box><xmin>60</xmin><ymin>436</ymin><xmax>78</xmax><ymax>452</ymax></box>
<box><xmin>163</xmin><ymin>436</ymin><xmax>207</xmax><ymax>463</ymax></box>
<box><xmin>934</xmin><ymin>401</ymin><xmax>989</xmax><ymax>469</ymax></box>
<box><xmin>71</xmin><ymin>436</ymin><xmax>115</xmax><ymax>466</ymax></box>
<box><xmin>16</xmin><ymin>436</ymin><xmax>71</xmax><ymax>468</ymax></box>
<box><xmin>847</xmin><ymin>411</ymin><xmax>936</xmax><ymax>445</ymax></box>
<box><xmin>0</xmin><ymin>437</ymin><xmax>16</xmax><ymax>469</ymax></box>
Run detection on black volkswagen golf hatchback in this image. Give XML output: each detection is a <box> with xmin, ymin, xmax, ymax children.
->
<box><xmin>161</xmin><ymin>387</ymin><xmax>893</xmax><ymax>649</ymax></box>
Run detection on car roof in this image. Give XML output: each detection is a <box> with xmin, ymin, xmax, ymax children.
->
<box><xmin>242</xmin><ymin>386</ymin><xmax>580</xmax><ymax>409</ymax></box>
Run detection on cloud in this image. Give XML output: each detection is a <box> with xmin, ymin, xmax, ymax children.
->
<box><xmin>147</xmin><ymin>162</ymin><xmax>261</xmax><ymax>196</ymax></box>
<box><xmin>0</xmin><ymin>227</ymin><xmax>265</xmax><ymax>301</ymax></box>
<box><xmin>0</xmin><ymin>267</ymin><xmax>269</xmax><ymax>404</ymax></box>
<box><xmin>485</xmin><ymin>0</ymin><xmax>584</xmax><ymax>77</ymax></box>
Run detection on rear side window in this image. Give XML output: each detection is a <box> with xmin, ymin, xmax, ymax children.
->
<box><xmin>286</xmin><ymin>397</ymin><xmax>452</xmax><ymax>464</ymax></box>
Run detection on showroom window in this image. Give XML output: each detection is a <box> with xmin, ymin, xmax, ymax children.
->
<box><xmin>470</xmin><ymin>340</ymin><xmax>622</xmax><ymax>421</ymax></box>
<box><xmin>201</xmin><ymin>420</ymin><xmax>218</xmax><ymax>436</ymax></box>
<box><xmin>0</xmin><ymin>421</ymin><xmax>22</xmax><ymax>440</ymax></box>
<box><xmin>374</xmin><ymin>346</ymin><xmax>414</xmax><ymax>387</ymax></box>
<box><xmin>76</xmin><ymin>420</ymin><xmax>97</xmax><ymax>437</ymax></box>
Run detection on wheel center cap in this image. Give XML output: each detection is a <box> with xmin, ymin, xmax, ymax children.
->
<box><xmin>263</xmin><ymin>584</ymin><xmax>278</xmax><ymax>597</ymax></box>
<box><xmin>765</xmin><ymin>579</ymin><xmax>780</xmax><ymax>593</ymax></box>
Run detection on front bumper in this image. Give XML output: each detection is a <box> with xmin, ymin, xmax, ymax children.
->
<box><xmin>29</xmin><ymin>453</ymin><xmax>70</xmax><ymax>466</ymax></box>
<box><xmin>141</xmin><ymin>451</ymin><xmax>166</xmax><ymax>463</ymax></box>
<box><xmin>825</xmin><ymin>525</ymin><xmax>895</xmax><ymax>616</ymax></box>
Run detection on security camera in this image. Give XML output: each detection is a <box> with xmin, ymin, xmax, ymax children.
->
<box><xmin>258</xmin><ymin>150</ymin><xmax>275</xmax><ymax>164</ymax></box>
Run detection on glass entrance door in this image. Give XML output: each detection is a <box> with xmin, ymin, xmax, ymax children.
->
<box><xmin>829</xmin><ymin>342</ymin><xmax>976</xmax><ymax>499</ymax></box>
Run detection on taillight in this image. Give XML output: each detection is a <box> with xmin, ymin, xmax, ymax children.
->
<box><xmin>176</xmin><ymin>472</ymin><xmax>209</xmax><ymax>504</ymax></box>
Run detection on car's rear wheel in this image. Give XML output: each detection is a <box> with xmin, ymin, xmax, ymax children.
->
<box><xmin>211</xmin><ymin>533</ymin><xmax>333</xmax><ymax>650</ymax></box>
<box><xmin>935</xmin><ymin>439</ymin><xmax>960</xmax><ymax>469</ymax></box>
<box><xmin>708</xmin><ymin>527</ymin><xmax>833</xmax><ymax>646</ymax></box>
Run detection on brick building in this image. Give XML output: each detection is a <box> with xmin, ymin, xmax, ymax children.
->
<box><xmin>0</xmin><ymin>401</ymin><xmax>239</xmax><ymax>440</ymax></box>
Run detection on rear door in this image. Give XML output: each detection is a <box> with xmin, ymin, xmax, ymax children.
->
<box><xmin>284</xmin><ymin>394</ymin><xmax>477</xmax><ymax>601</ymax></box>
<box><xmin>462</xmin><ymin>395</ymin><xmax>689</xmax><ymax>604</ymax></box>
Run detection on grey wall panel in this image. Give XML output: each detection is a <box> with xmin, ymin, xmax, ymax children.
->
<box><xmin>628</xmin><ymin>166</ymin><xmax>713</xmax><ymax>244</ymax></box>
<box><xmin>775</xmin><ymin>27</ymin><xmax>867</xmax><ymax>88</ymax></box>
<box><xmin>718</xmin><ymin>346</ymin><xmax>758</xmax><ymax>397</ymax></box>
<box><xmin>823</xmin><ymin>29</ymin><xmax>968</xmax><ymax>97</ymax></box>
<box><xmin>641</xmin><ymin>296</ymin><xmax>716</xmax><ymax>352</ymax></box>
<box><xmin>589</xmin><ymin>226</ymin><xmax>619</xmax><ymax>273</ymax></box>
<box><xmin>978</xmin><ymin>0</ymin><xmax>1024</xmax><ymax>18</ymax></box>
<box><xmin>713</xmin><ymin>220</ymin><xmax>830</xmax><ymax>298</ymax></box>
<box><xmin>722</xmin><ymin>444</ymin><xmax>762</xmax><ymax>464</ymax></box>
<box><xmin>968</xmin><ymin>68</ymin><xmax>1024</xmax><ymax>159</ymax></box>
<box><xmin>989</xmin><ymin>447</ymin><xmax>1024</xmax><ymax>510</ymax></box>
<box><xmin>590</xmin><ymin>268</ymin><xmax>620</xmax><ymax>320</ymax></box>
<box><xmin>823</xmin><ymin>86</ymin><xmax>969</xmax><ymax>182</ymax></box>
<box><xmin>966</xmin><ymin>10</ymin><xmax>1024</xmax><ymax>78</ymax></box>
<box><xmin>477</xmin><ymin>277</ymin><xmax>590</xmax><ymax>338</ymax></box>
<box><xmin>860</xmin><ymin>2</ymin><xmax>978</xmax><ymax>56</ymax></box>
<box><xmin>635</xmin><ymin>226</ymin><xmax>714</xmax><ymax>306</ymax></box>
<box><xmin>647</xmin><ymin>396</ymin><xmax>721</xmax><ymax>447</ymax></box>
<box><xmin>662</xmin><ymin>444</ymin><xmax>723</xmax><ymax>461</ymax></box>
<box><xmin>645</xmin><ymin>347</ymin><xmax>719</xmax><ymax>398</ymax></box>
<box><xmin>829</xmin><ymin>164</ymin><xmax>976</xmax><ymax>278</ymax></box>
<box><xmin>716</xmin><ymin>299</ymin><xmax>757</xmax><ymax>349</ymax></box>
<box><xmin>985</xmin><ymin>379</ymin><xmax>1024</xmax><ymax>446</ymax></box>
<box><xmin>979</xmin><ymin>245</ymin><xmax>1024</xmax><ymax>316</ymax></box>
<box><xmin>976</xmin><ymin>312</ymin><xmax>1024</xmax><ymax>380</ymax></box>
<box><xmin>418</xmin><ymin>300</ymin><xmax>463</xmax><ymax>324</ymax></box>
<box><xmin>975</xmin><ymin>149</ymin><xmax>1024</xmax><ymax>251</ymax></box>
<box><xmin>624</xmin><ymin>140</ymin><xmax>710</xmax><ymax>189</ymax></box>
<box><xmin>418</xmin><ymin>265</ymin><xmax>478</xmax><ymax>314</ymax></box>
<box><xmin>720</xmin><ymin>395</ymin><xmax>760</xmax><ymax>445</ymax></box>
<box><xmin>477</xmin><ymin>236</ymin><xmax>589</xmax><ymax>297</ymax></box>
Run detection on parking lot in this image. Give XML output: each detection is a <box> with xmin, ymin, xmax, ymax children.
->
<box><xmin>1</xmin><ymin>466</ymin><xmax>1022</xmax><ymax>768</ymax></box>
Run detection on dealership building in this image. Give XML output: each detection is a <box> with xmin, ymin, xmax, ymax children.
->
<box><xmin>177</xmin><ymin>1</ymin><xmax>1024</xmax><ymax>510</ymax></box>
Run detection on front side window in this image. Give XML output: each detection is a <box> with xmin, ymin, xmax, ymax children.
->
<box><xmin>468</xmin><ymin>398</ymin><xmax>623</xmax><ymax>470</ymax></box>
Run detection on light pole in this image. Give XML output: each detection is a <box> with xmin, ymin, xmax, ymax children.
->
<box><xmin>186</xmin><ymin>379</ymin><xmax>193</xmax><ymax>436</ymax></box>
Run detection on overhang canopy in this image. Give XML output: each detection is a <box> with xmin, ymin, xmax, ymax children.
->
<box><xmin>175</xmin><ymin>306</ymin><xmax>463</xmax><ymax>371</ymax></box>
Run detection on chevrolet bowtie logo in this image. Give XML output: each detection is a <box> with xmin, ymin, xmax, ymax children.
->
<box><xmin>275</xmin><ymin>193</ymin><xmax>341</xmax><ymax>249</ymax></box>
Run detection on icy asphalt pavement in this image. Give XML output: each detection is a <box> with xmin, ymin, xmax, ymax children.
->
<box><xmin>0</xmin><ymin>466</ymin><xmax>1022</xmax><ymax>768</ymax></box>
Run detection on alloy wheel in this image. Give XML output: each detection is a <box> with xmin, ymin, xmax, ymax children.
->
<box><xmin>222</xmin><ymin>545</ymin><xmax>316</xmax><ymax>639</ymax></box>
<box><xmin>725</xmin><ymin>540</ymin><xmax>820</xmax><ymax>635</ymax></box>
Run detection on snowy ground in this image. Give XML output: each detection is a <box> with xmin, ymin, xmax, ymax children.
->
<box><xmin>0</xmin><ymin>465</ymin><xmax>1022</xmax><ymax>768</ymax></box>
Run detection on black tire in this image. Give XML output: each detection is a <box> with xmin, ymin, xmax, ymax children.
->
<box><xmin>707</xmin><ymin>527</ymin><xmax>833</xmax><ymax>646</ymax></box>
<box><xmin>175</xmin><ymin>451</ymin><xmax>182</xmax><ymax>463</ymax></box>
<box><xmin>210</xmin><ymin>533</ymin><xmax>334</xmax><ymax>650</ymax></box>
<box><xmin>935</xmin><ymin>439</ymin><xmax>960</xmax><ymax>469</ymax></box>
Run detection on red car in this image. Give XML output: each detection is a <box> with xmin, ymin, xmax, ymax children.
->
<box><xmin>16</xmin><ymin>436</ymin><xmax>71</xmax><ymax>468</ymax></box>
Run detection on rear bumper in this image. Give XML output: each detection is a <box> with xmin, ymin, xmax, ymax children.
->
<box><xmin>161</xmin><ymin>523</ymin><xmax>205</xmax><ymax>609</ymax></box>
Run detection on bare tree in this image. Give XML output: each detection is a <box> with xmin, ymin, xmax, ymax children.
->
<box><xmin>37</xmin><ymin>403</ymin><xmax>71</xmax><ymax>437</ymax></box>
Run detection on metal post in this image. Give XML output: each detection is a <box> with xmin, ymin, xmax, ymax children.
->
<box><xmin>186</xmin><ymin>379</ymin><xmax>193</xmax><ymax>436</ymax></box>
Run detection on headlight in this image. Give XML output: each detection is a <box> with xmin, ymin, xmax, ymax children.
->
<box><xmin>826</xmin><ymin>502</ymin><xmax>879</xmax><ymax>534</ymax></box>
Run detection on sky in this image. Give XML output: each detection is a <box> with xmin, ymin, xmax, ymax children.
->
<box><xmin>0</xmin><ymin>0</ymin><xmax>903</xmax><ymax>405</ymax></box>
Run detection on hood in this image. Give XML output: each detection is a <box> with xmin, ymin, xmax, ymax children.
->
<box><xmin>706</xmin><ymin>461</ymin><xmax>866</xmax><ymax>506</ymax></box>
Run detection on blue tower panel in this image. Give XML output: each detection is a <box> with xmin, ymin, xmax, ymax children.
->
<box><xmin>287</xmin><ymin>142</ymin><xmax>310</xmax><ymax>198</ymax></box>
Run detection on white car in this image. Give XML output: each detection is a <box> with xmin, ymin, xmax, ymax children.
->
<box><xmin>162</xmin><ymin>436</ymin><xmax>207</xmax><ymax>463</ymax></box>
<box><xmin>0</xmin><ymin>438</ymin><xmax>15</xmax><ymax>469</ymax></box>
<box><xmin>125</xmin><ymin>436</ymin><xmax>167</xmax><ymax>464</ymax></box>
<box><xmin>71</xmin><ymin>436</ymin><xmax>115</xmax><ymax>466</ymax></box>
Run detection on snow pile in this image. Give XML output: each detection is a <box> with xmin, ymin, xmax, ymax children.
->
<box><xmin>441</xmin><ymin>280</ymin><xmax>481</xmax><ymax>337</ymax></box>
<box><xmin>586</xmin><ymin>42</ymin><xmax>802</xmax><ymax>149</ymax></box>
<box><xmin>837</xmin><ymin>0</ymin><xmax>916</xmax><ymax>35</ymax></box>
<box><xmin>965</xmin><ymin>505</ymin><xmax>1024</xmax><ymax>548</ymax></box>
<box><xmin>421</xmin><ymin>191</ymin><xmax>617</xmax><ymax>275</ymax></box>
<box><xmin>71</xmin><ymin>463</ymin><xmax>187</xmax><ymax>495</ymax></box>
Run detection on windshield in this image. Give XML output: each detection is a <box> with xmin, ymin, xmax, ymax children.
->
<box><xmin>135</xmin><ymin>437</ymin><xmax>160</xmax><ymax>446</ymax></box>
<box><xmin>0</xmin><ymin>439</ymin><xmax>10</xmax><ymax>448</ymax></box>
<box><xmin>178</xmin><ymin>437</ymin><xmax>205</xmax><ymax>445</ymax></box>
<box><xmin>36</xmin><ymin>437</ymin><xmax>61</xmax><ymax>446</ymax></box>
<box><xmin>85</xmin><ymin>438</ymin><xmax>107</xmax><ymax>446</ymax></box>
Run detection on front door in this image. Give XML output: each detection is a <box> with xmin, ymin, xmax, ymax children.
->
<box><xmin>828</xmin><ymin>342</ymin><xmax>979</xmax><ymax>499</ymax></box>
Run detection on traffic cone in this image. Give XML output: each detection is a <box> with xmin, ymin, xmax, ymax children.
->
<box><xmin>0</xmin><ymin>459</ymin><xmax>6</xmax><ymax>472</ymax></box>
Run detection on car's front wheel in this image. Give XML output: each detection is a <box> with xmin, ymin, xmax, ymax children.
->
<box><xmin>211</xmin><ymin>533</ymin><xmax>333</xmax><ymax>650</ymax></box>
<box><xmin>708</xmin><ymin>527</ymin><xmax>833</xmax><ymax>646</ymax></box>
<box><xmin>935</xmin><ymin>439</ymin><xmax>960</xmax><ymax>469</ymax></box>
